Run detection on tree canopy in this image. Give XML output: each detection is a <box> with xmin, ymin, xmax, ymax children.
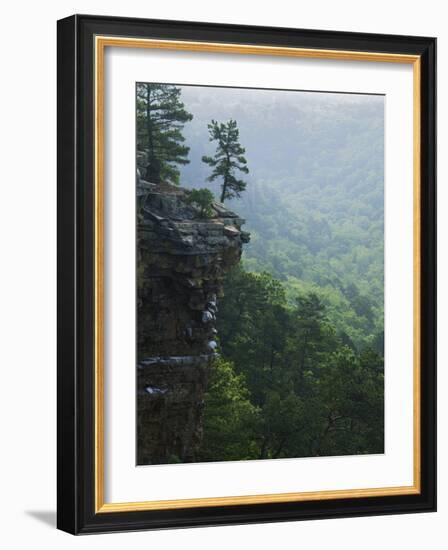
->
<box><xmin>197</xmin><ymin>265</ymin><xmax>384</xmax><ymax>462</ymax></box>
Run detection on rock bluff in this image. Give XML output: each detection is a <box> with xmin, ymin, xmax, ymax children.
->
<box><xmin>137</xmin><ymin>181</ymin><xmax>249</xmax><ymax>464</ymax></box>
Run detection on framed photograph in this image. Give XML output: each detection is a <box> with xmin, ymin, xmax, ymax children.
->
<box><xmin>57</xmin><ymin>14</ymin><xmax>436</xmax><ymax>534</ymax></box>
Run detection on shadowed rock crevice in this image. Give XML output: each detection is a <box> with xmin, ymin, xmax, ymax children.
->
<box><xmin>137</xmin><ymin>181</ymin><xmax>249</xmax><ymax>465</ymax></box>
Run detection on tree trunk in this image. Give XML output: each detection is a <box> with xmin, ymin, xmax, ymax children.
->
<box><xmin>220</xmin><ymin>149</ymin><xmax>231</xmax><ymax>203</ymax></box>
<box><xmin>145</xmin><ymin>84</ymin><xmax>156</xmax><ymax>181</ymax></box>
<box><xmin>220</xmin><ymin>175</ymin><xmax>228</xmax><ymax>203</ymax></box>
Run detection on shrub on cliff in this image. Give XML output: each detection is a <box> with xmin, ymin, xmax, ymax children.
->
<box><xmin>186</xmin><ymin>188</ymin><xmax>215</xmax><ymax>218</ymax></box>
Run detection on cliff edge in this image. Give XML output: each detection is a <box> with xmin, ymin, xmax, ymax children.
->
<box><xmin>137</xmin><ymin>181</ymin><xmax>249</xmax><ymax>464</ymax></box>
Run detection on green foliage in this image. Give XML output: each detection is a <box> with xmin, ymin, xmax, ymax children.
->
<box><xmin>197</xmin><ymin>265</ymin><xmax>384</xmax><ymax>460</ymax></box>
<box><xmin>186</xmin><ymin>188</ymin><xmax>215</xmax><ymax>218</ymax></box>
<box><xmin>202</xmin><ymin>119</ymin><xmax>249</xmax><ymax>203</ymax></box>
<box><xmin>199</xmin><ymin>357</ymin><xmax>260</xmax><ymax>462</ymax></box>
<box><xmin>136</xmin><ymin>83</ymin><xmax>193</xmax><ymax>184</ymax></box>
<box><xmin>236</xmin><ymin>179</ymin><xmax>384</xmax><ymax>350</ymax></box>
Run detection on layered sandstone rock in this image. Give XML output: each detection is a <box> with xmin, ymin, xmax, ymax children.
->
<box><xmin>137</xmin><ymin>181</ymin><xmax>249</xmax><ymax>464</ymax></box>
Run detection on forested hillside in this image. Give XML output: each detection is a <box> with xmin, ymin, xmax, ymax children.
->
<box><xmin>179</xmin><ymin>86</ymin><xmax>384</xmax><ymax>350</ymax></box>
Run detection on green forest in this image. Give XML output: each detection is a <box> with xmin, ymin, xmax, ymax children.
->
<box><xmin>199</xmin><ymin>266</ymin><xmax>383</xmax><ymax>460</ymax></box>
<box><xmin>137</xmin><ymin>82</ymin><xmax>385</xmax><ymax>461</ymax></box>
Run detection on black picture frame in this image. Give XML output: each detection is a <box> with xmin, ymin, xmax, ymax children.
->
<box><xmin>57</xmin><ymin>14</ymin><xmax>436</xmax><ymax>534</ymax></box>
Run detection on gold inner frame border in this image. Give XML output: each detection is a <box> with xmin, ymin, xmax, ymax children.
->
<box><xmin>94</xmin><ymin>35</ymin><xmax>421</xmax><ymax>513</ymax></box>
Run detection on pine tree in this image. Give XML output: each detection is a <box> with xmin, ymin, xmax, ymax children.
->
<box><xmin>136</xmin><ymin>83</ymin><xmax>193</xmax><ymax>184</ymax></box>
<box><xmin>202</xmin><ymin>119</ymin><xmax>249</xmax><ymax>203</ymax></box>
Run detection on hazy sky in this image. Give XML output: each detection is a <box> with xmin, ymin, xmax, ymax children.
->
<box><xmin>179</xmin><ymin>84</ymin><xmax>384</xmax><ymax>130</ymax></box>
<box><xmin>171</xmin><ymin>83</ymin><xmax>384</xmax><ymax>191</ymax></box>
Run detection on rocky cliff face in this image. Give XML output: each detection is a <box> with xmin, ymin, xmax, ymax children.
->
<box><xmin>137</xmin><ymin>181</ymin><xmax>249</xmax><ymax>465</ymax></box>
